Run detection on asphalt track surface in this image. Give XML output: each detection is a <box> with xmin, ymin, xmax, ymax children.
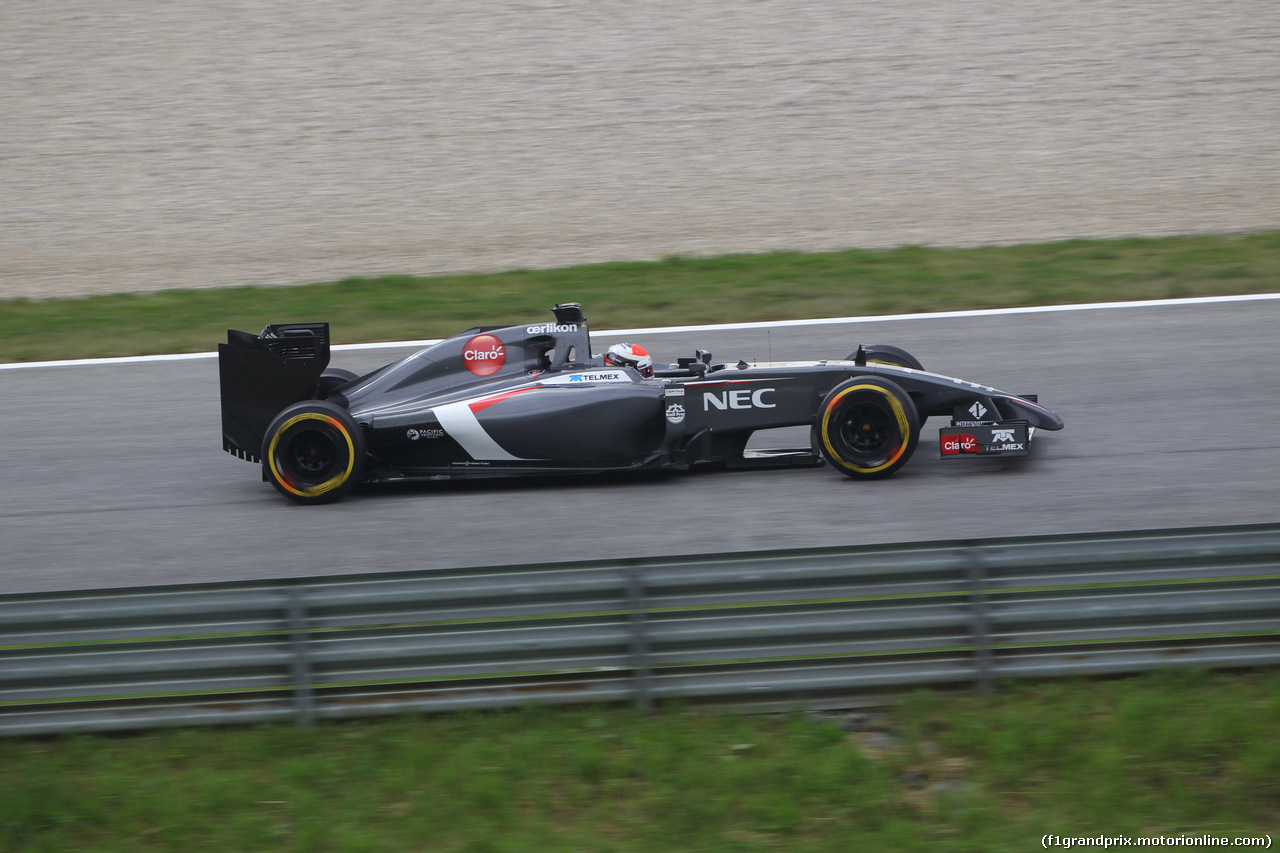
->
<box><xmin>3</xmin><ymin>298</ymin><xmax>1278</xmax><ymax>595</ymax></box>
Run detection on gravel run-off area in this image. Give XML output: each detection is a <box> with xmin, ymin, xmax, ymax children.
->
<box><xmin>2</xmin><ymin>1</ymin><xmax>1278</xmax><ymax>300</ymax></box>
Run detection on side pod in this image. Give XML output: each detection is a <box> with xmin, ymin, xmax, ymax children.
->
<box><xmin>218</xmin><ymin>323</ymin><xmax>331</xmax><ymax>462</ymax></box>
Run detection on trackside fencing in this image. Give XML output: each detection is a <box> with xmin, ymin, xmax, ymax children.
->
<box><xmin>1</xmin><ymin>523</ymin><xmax>1279</xmax><ymax>736</ymax></box>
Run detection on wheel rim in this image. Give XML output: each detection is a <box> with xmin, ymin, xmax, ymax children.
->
<box><xmin>832</xmin><ymin>399</ymin><xmax>899</xmax><ymax>463</ymax></box>
<box><xmin>284</xmin><ymin>427</ymin><xmax>341</xmax><ymax>480</ymax></box>
<box><xmin>836</xmin><ymin>401</ymin><xmax>898</xmax><ymax>459</ymax></box>
<box><xmin>267</xmin><ymin>412</ymin><xmax>356</xmax><ymax>498</ymax></box>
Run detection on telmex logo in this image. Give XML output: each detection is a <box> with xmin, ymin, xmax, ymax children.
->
<box><xmin>568</xmin><ymin>371</ymin><xmax>626</xmax><ymax>383</ymax></box>
<box><xmin>526</xmin><ymin>323</ymin><xmax>578</xmax><ymax>335</ymax></box>
<box><xmin>540</xmin><ymin>371</ymin><xmax>629</xmax><ymax>386</ymax></box>
<box><xmin>463</xmin><ymin>334</ymin><xmax>506</xmax><ymax>376</ymax></box>
<box><xmin>703</xmin><ymin>388</ymin><xmax>776</xmax><ymax>411</ymax></box>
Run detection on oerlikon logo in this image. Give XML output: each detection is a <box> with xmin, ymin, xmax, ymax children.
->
<box><xmin>462</xmin><ymin>334</ymin><xmax>506</xmax><ymax>376</ymax></box>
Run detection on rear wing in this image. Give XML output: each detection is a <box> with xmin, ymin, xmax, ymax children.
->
<box><xmin>218</xmin><ymin>323</ymin><xmax>330</xmax><ymax>462</ymax></box>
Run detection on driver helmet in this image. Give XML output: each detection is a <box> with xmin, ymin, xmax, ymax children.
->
<box><xmin>604</xmin><ymin>342</ymin><xmax>653</xmax><ymax>378</ymax></box>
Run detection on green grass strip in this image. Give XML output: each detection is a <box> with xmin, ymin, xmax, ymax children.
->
<box><xmin>2</xmin><ymin>668</ymin><xmax>1277</xmax><ymax>851</ymax></box>
<box><xmin>3</xmin><ymin>231</ymin><xmax>1278</xmax><ymax>363</ymax></box>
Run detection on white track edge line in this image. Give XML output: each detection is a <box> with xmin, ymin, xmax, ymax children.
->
<box><xmin>4</xmin><ymin>292</ymin><xmax>1279</xmax><ymax>371</ymax></box>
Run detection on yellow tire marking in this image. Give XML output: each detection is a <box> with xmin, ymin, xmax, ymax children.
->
<box><xmin>821</xmin><ymin>383</ymin><xmax>909</xmax><ymax>474</ymax></box>
<box><xmin>267</xmin><ymin>412</ymin><xmax>356</xmax><ymax>498</ymax></box>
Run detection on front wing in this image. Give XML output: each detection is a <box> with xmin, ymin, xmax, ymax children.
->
<box><xmin>939</xmin><ymin>421</ymin><xmax>1034</xmax><ymax>458</ymax></box>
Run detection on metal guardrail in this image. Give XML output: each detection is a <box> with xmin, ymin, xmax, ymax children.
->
<box><xmin>2</xmin><ymin>524</ymin><xmax>1278</xmax><ymax>736</ymax></box>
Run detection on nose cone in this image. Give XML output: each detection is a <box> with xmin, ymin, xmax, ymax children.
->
<box><xmin>1005</xmin><ymin>396</ymin><xmax>1064</xmax><ymax>430</ymax></box>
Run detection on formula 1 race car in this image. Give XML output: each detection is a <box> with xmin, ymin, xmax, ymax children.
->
<box><xmin>219</xmin><ymin>303</ymin><xmax>1063</xmax><ymax>503</ymax></box>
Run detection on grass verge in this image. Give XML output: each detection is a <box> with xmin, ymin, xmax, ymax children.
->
<box><xmin>2</xmin><ymin>231</ymin><xmax>1278</xmax><ymax>364</ymax></box>
<box><xmin>2</xmin><ymin>668</ymin><xmax>1277</xmax><ymax>852</ymax></box>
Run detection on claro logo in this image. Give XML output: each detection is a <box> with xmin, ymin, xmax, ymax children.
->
<box><xmin>703</xmin><ymin>388</ymin><xmax>776</xmax><ymax>411</ymax></box>
<box><xmin>941</xmin><ymin>434</ymin><xmax>979</xmax><ymax>455</ymax></box>
<box><xmin>462</xmin><ymin>334</ymin><xmax>506</xmax><ymax>376</ymax></box>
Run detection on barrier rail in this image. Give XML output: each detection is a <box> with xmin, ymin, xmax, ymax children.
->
<box><xmin>2</xmin><ymin>524</ymin><xmax>1278</xmax><ymax>736</ymax></box>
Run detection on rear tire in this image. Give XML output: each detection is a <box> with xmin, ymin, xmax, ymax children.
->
<box><xmin>318</xmin><ymin>368</ymin><xmax>360</xmax><ymax>399</ymax></box>
<box><xmin>262</xmin><ymin>401</ymin><xmax>365</xmax><ymax>504</ymax></box>
<box><xmin>815</xmin><ymin>377</ymin><xmax>919</xmax><ymax>479</ymax></box>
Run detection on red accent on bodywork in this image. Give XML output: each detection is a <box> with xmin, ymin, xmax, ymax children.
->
<box><xmin>469</xmin><ymin>388</ymin><xmax>535</xmax><ymax>414</ymax></box>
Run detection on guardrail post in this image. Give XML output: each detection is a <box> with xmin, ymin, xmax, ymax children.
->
<box><xmin>965</xmin><ymin>547</ymin><xmax>995</xmax><ymax>696</ymax></box>
<box><xmin>624</xmin><ymin>563</ymin><xmax>655</xmax><ymax>714</ymax></box>
<box><xmin>285</xmin><ymin>584</ymin><xmax>316</xmax><ymax>727</ymax></box>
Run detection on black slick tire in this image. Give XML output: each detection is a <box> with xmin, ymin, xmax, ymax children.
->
<box><xmin>318</xmin><ymin>368</ymin><xmax>360</xmax><ymax>399</ymax></box>
<box><xmin>262</xmin><ymin>400</ymin><xmax>365</xmax><ymax>504</ymax></box>
<box><xmin>815</xmin><ymin>377</ymin><xmax>920</xmax><ymax>479</ymax></box>
<box><xmin>845</xmin><ymin>344</ymin><xmax>925</xmax><ymax>371</ymax></box>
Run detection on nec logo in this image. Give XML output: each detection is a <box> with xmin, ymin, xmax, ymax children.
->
<box><xmin>703</xmin><ymin>388</ymin><xmax>776</xmax><ymax>411</ymax></box>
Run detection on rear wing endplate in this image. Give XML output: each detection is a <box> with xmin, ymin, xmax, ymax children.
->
<box><xmin>218</xmin><ymin>323</ymin><xmax>331</xmax><ymax>462</ymax></box>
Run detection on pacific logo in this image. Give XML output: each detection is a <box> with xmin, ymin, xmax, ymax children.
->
<box><xmin>462</xmin><ymin>334</ymin><xmax>506</xmax><ymax>376</ymax></box>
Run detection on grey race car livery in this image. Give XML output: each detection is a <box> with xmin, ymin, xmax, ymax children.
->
<box><xmin>219</xmin><ymin>303</ymin><xmax>1063</xmax><ymax>503</ymax></box>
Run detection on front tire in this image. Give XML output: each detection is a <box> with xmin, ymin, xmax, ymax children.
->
<box><xmin>845</xmin><ymin>344</ymin><xmax>925</xmax><ymax>371</ymax></box>
<box><xmin>815</xmin><ymin>377</ymin><xmax>920</xmax><ymax>479</ymax></box>
<box><xmin>262</xmin><ymin>401</ymin><xmax>365</xmax><ymax>504</ymax></box>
